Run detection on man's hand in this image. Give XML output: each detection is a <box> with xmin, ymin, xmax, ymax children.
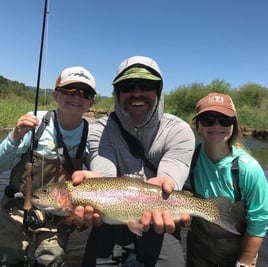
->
<box><xmin>64</xmin><ymin>170</ymin><xmax>103</xmax><ymax>228</ymax></box>
<box><xmin>140</xmin><ymin>176</ymin><xmax>191</xmax><ymax>234</ymax></box>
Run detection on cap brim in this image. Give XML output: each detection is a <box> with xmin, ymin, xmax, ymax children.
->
<box><xmin>113</xmin><ymin>67</ymin><xmax>161</xmax><ymax>85</ymax></box>
<box><xmin>59</xmin><ymin>82</ymin><xmax>96</xmax><ymax>94</ymax></box>
<box><xmin>113</xmin><ymin>74</ymin><xmax>161</xmax><ymax>84</ymax></box>
<box><xmin>192</xmin><ymin>106</ymin><xmax>236</xmax><ymax>120</ymax></box>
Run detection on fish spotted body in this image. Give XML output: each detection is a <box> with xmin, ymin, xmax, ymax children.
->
<box><xmin>32</xmin><ymin>176</ymin><xmax>239</xmax><ymax>235</ymax></box>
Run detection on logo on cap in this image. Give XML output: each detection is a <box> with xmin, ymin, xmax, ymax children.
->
<box><xmin>208</xmin><ymin>95</ymin><xmax>224</xmax><ymax>104</ymax></box>
<box><xmin>68</xmin><ymin>70</ymin><xmax>92</xmax><ymax>81</ymax></box>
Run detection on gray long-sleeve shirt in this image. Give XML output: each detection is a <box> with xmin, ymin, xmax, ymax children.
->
<box><xmin>88</xmin><ymin>111</ymin><xmax>195</xmax><ymax>190</ymax></box>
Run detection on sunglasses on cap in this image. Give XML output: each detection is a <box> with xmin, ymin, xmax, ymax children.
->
<box><xmin>114</xmin><ymin>79</ymin><xmax>161</xmax><ymax>93</ymax></box>
<box><xmin>198</xmin><ymin>114</ymin><xmax>236</xmax><ymax>127</ymax></box>
<box><xmin>56</xmin><ymin>86</ymin><xmax>95</xmax><ymax>100</ymax></box>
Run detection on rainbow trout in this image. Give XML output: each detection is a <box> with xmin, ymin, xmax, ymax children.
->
<box><xmin>31</xmin><ymin>176</ymin><xmax>239</xmax><ymax>235</ymax></box>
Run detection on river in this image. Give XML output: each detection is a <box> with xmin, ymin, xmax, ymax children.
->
<box><xmin>0</xmin><ymin>132</ymin><xmax>267</xmax><ymax>266</ymax></box>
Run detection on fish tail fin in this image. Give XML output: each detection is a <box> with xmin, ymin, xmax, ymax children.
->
<box><xmin>210</xmin><ymin>197</ymin><xmax>240</xmax><ymax>235</ymax></box>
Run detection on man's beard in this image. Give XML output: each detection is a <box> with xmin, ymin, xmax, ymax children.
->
<box><xmin>121</xmin><ymin>96</ymin><xmax>158</xmax><ymax>128</ymax></box>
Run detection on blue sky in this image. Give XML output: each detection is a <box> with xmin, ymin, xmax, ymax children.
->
<box><xmin>0</xmin><ymin>0</ymin><xmax>267</xmax><ymax>97</ymax></box>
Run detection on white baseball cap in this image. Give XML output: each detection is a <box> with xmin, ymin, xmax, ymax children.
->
<box><xmin>55</xmin><ymin>66</ymin><xmax>96</xmax><ymax>92</ymax></box>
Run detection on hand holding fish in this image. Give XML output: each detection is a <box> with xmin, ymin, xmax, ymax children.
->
<box><xmin>141</xmin><ymin>176</ymin><xmax>191</xmax><ymax>234</ymax></box>
<box><xmin>63</xmin><ymin>170</ymin><xmax>103</xmax><ymax>229</ymax></box>
<box><xmin>64</xmin><ymin>171</ymin><xmax>187</xmax><ymax>233</ymax></box>
<box><xmin>70</xmin><ymin>171</ymin><xmax>189</xmax><ymax>234</ymax></box>
<box><xmin>32</xmin><ymin>175</ymin><xmax>239</xmax><ymax>236</ymax></box>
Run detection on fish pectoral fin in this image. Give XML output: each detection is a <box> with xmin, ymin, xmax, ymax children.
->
<box><xmin>127</xmin><ymin>220</ymin><xmax>144</xmax><ymax>237</ymax></box>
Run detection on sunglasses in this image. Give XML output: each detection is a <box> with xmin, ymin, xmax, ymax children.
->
<box><xmin>56</xmin><ymin>87</ymin><xmax>95</xmax><ymax>100</ymax></box>
<box><xmin>198</xmin><ymin>115</ymin><xmax>236</xmax><ymax>127</ymax></box>
<box><xmin>115</xmin><ymin>79</ymin><xmax>161</xmax><ymax>93</ymax></box>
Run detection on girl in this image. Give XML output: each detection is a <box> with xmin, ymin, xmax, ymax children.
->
<box><xmin>186</xmin><ymin>92</ymin><xmax>268</xmax><ymax>267</ymax></box>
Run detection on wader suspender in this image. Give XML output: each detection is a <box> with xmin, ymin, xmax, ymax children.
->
<box><xmin>51</xmin><ymin>110</ymin><xmax>88</xmax><ymax>174</ymax></box>
<box><xmin>28</xmin><ymin>110</ymin><xmax>88</xmax><ymax>174</ymax></box>
<box><xmin>33</xmin><ymin>111</ymin><xmax>51</xmax><ymax>149</ymax></box>
<box><xmin>189</xmin><ymin>143</ymin><xmax>241</xmax><ymax>201</ymax></box>
<box><xmin>110</xmin><ymin>112</ymin><xmax>157</xmax><ymax>173</ymax></box>
<box><xmin>231</xmin><ymin>156</ymin><xmax>241</xmax><ymax>202</ymax></box>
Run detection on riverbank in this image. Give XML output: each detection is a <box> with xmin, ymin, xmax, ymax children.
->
<box><xmin>241</xmin><ymin>126</ymin><xmax>268</xmax><ymax>140</ymax></box>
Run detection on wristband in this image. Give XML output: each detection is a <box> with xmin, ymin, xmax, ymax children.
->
<box><xmin>235</xmin><ymin>261</ymin><xmax>249</xmax><ymax>267</ymax></box>
<box><xmin>8</xmin><ymin>133</ymin><xmax>20</xmax><ymax>146</ymax></box>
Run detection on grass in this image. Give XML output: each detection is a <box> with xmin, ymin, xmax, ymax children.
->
<box><xmin>0</xmin><ymin>98</ymin><xmax>56</xmax><ymax>129</ymax></box>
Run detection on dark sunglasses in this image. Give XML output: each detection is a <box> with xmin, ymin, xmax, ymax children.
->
<box><xmin>115</xmin><ymin>79</ymin><xmax>161</xmax><ymax>93</ymax></box>
<box><xmin>56</xmin><ymin>87</ymin><xmax>95</xmax><ymax>100</ymax></box>
<box><xmin>198</xmin><ymin>115</ymin><xmax>236</xmax><ymax>127</ymax></box>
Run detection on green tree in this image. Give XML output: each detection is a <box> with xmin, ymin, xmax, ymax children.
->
<box><xmin>235</xmin><ymin>83</ymin><xmax>268</xmax><ymax>108</ymax></box>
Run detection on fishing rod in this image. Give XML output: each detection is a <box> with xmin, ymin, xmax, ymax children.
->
<box><xmin>23</xmin><ymin>0</ymin><xmax>49</xmax><ymax>212</ymax></box>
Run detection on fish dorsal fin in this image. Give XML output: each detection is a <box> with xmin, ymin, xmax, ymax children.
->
<box><xmin>124</xmin><ymin>173</ymin><xmax>145</xmax><ymax>181</ymax></box>
<box><xmin>180</xmin><ymin>190</ymin><xmax>194</xmax><ymax>196</ymax></box>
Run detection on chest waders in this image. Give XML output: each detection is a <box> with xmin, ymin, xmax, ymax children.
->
<box><xmin>0</xmin><ymin>110</ymin><xmax>88</xmax><ymax>266</ymax></box>
<box><xmin>82</xmin><ymin>113</ymin><xmax>184</xmax><ymax>267</ymax></box>
<box><xmin>4</xmin><ymin>110</ymin><xmax>88</xmax><ymax>229</ymax></box>
<box><xmin>186</xmin><ymin>144</ymin><xmax>247</xmax><ymax>266</ymax></box>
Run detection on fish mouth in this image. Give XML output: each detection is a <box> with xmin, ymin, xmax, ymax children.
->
<box><xmin>31</xmin><ymin>194</ymin><xmax>41</xmax><ymax>204</ymax></box>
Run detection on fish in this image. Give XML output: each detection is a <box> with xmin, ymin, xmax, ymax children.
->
<box><xmin>31</xmin><ymin>176</ymin><xmax>239</xmax><ymax>235</ymax></box>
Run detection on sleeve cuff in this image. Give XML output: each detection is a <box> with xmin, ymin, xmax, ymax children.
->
<box><xmin>8</xmin><ymin>133</ymin><xmax>21</xmax><ymax>146</ymax></box>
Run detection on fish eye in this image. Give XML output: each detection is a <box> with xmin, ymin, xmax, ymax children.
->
<box><xmin>42</xmin><ymin>188</ymin><xmax>49</xmax><ymax>193</ymax></box>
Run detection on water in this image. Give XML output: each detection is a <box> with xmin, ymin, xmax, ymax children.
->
<box><xmin>0</xmin><ymin>131</ymin><xmax>267</xmax><ymax>266</ymax></box>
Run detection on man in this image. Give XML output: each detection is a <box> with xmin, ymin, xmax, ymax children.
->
<box><xmin>75</xmin><ymin>56</ymin><xmax>195</xmax><ymax>266</ymax></box>
<box><xmin>0</xmin><ymin>66</ymin><xmax>96</xmax><ymax>266</ymax></box>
